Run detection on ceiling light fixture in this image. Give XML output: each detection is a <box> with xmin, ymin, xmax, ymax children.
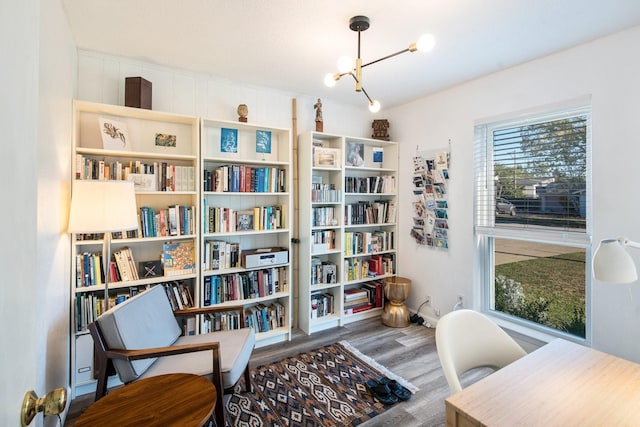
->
<box><xmin>324</xmin><ymin>15</ymin><xmax>435</xmax><ymax>113</ymax></box>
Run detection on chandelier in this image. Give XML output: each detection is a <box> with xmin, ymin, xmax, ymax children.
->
<box><xmin>324</xmin><ymin>15</ymin><xmax>435</xmax><ymax>112</ymax></box>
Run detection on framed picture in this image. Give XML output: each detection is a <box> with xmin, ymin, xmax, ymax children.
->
<box><xmin>313</xmin><ymin>147</ymin><xmax>340</xmax><ymax>167</ymax></box>
<box><xmin>346</xmin><ymin>142</ymin><xmax>365</xmax><ymax>167</ymax></box>
<box><xmin>236</xmin><ymin>209</ymin><xmax>255</xmax><ymax>231</ymax></box>
<box><xmin>221</xmin><ymin>128</ymin><xmax>238</xmax><ymax>153</ymax></box>
<box><xmin>155</xmin><ymin>133</ymin><xmax>176</xmax><ymax>147</ymax></box>
<box><xmin>256</xmin><ymin>130</ymin><xmax>272</xmax><ymax>154</ymax></box>
<box><xmin>99</xmin><ymin>117</ymin><xmax>130</xmax><ymax>151</ymax></box>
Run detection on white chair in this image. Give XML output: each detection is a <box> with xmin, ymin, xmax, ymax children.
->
<box><xmin>435</xmin><ymin>309</ymin><xmax>527</xmax><ymax>394</ymax></box>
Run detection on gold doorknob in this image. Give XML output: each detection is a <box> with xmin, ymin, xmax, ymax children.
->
<box><xmin>21</xmin><ymin>387</ymin><xmax>67</xmax><ymax>426</ymax></box>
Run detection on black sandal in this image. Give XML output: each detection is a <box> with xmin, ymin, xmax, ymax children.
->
<box><xmin>379</xmin><ymin>376</ymin><xmax>412</xmax><ymax>401</ymax></box>
<box><xmin>364</xmin><ymin>379</ymin><xmax>398</xmax><ymax>405</ymax></box>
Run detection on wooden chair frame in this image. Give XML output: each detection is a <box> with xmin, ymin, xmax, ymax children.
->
<box><xmin>89</xmin><ymin>304</ymin><xmax>252</xmax><ymax>427</ymax></box>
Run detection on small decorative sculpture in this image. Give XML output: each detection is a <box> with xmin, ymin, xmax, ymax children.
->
<box><xmin>372</xmin><ymin>119</ymin><xmax>390</xmax><ymax>141</ymax></box>
<box><xmin>314</xmin><ymin>98</ymin><xmax>323</xmax><ymax>132</ymax></box>
<box><xmin>237</xmin><ymin>104</ymin><xmax>248</xmax><ymax>123</ymax></box>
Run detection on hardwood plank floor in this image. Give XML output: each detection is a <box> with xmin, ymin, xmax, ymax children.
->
<box><xmin>65</xmin><ymin>318</ymin><xmax>452</xmax><ymax>426</ymax></box>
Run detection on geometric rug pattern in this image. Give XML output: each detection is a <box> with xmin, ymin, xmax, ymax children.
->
<box><xmin>226</xmin><ymin>340</ymin><xmax>418</xmax><ymax>427</ymax></box>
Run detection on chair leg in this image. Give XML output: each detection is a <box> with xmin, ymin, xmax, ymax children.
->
<box><xmin>214</xmin><ymin>390</ymin><xmax>225</xmax><ymax>427</ymax></box>
<box><xmin>243</xmin><ymin>363</ymin><xmax>252</xmax><ymax>393</ymax></box>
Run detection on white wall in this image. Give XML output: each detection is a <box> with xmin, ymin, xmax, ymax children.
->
<box><xmin>76</xmin><ymin>51</ymin><xmax>373</xmax><ymax>138</ymax></box>
<box><xmin>37</xmin><ymin>1</ymin><xmax>76</xmax><ymax>426</ymax></box>
<box><xmin>1</xmin><ymin>0</ymin><xmax>75</xmax><ymax>425</ymax></box>
<box><xmin>388</xmin><ymin>25</ymin><xmax>640</xmax><ymax>362</ymax></box>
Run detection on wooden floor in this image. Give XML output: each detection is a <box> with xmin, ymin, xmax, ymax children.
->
<box><xmin>65</xmin><ymin>318</ymin><xmax>452</xmax><ymax>427</ymax></box>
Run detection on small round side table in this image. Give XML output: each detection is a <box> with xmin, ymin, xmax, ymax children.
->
<box><xmin>381</xmin><ymin>276</ymin><xmax>411</xmax><ymax>327</ymax></box>
<box><xmin>74</xmin><ymin>373</ymin><xmax>216</xmax><ymax>427</ymax></box>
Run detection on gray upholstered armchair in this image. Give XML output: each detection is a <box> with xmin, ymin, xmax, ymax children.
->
<box><xmin>88</xmin><ymin>284</ymin><xmax>255</xmax><ymax>427</ymax></box>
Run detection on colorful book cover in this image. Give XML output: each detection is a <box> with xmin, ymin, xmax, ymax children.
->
<box><xmin>162</xmin><ymin>241</ymin><xmax>196</xmax><ymax>276</ymax></box>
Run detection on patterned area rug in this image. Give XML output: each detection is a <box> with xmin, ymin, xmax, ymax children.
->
<box><xmin>226</xmin><ymin>341</ymin><xmax>417</xmax><ymax>427</ymax></box>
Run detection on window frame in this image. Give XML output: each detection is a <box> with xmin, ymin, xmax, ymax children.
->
<box><xmin>474</xmin><ymin>103</ymin><xmax>592</xmax><ymax>344</ymax></box>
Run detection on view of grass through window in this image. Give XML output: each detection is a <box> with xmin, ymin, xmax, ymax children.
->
<box><xmin>493</xmin><ymin>239</ymin><xmax>586</xmax><ymax>338</ymax></box>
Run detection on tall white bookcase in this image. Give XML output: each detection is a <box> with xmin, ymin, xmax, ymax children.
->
<box><xmin>199</xmin><ymin>118</ymin><xmax>292</xmax><ymax>348</ymax></box>
<box><xmin>298</xmin><ymin>132</ymin><xmax>399</xmax><ymax>335</ymax></box>
<box><xmin>70</xmin><ymin>100</ymin><xmax>200</xmax><ymax>396</ymax></box>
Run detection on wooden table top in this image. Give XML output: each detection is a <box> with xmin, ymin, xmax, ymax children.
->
<box><xmin>75</xmin><ymin>373</ymin><xmax>216</xmax><ymax>427</ymax></box>
<box><xmin>445</xmin><ymin>338</ymin><xmax>640</xmax><ymax>426</ymax></box>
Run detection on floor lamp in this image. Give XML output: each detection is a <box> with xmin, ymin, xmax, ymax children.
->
<box><xmin>592</xmin><ymin>237</ymin><xmax>640</xmax><ymax>283</ymax></box>
<box><xmin>68</xmin><ymin>180</ymin><xmax>138</xmax><ymax>312</ymax></box>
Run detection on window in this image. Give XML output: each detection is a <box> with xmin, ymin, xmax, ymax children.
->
<box><xmin>474</xmin><ymin>104</ymin><xmax>591</xmax><ymax>339</ymax></box>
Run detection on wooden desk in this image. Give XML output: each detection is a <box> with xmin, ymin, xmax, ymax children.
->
<box><xmin>75</xmin><ymin>374</ymin><xmax>216</xmax><ymax>427</ymax></box>
<box><xmin>446</xmin><ymin>338</ymin><xmax>640</xmax><ymax>426</ymax></box>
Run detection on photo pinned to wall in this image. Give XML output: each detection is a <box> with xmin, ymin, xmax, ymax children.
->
<box><xmin>346</xmin><ymin>142</ymin><xmax>365</xmax><ymax>167</ymax></box>
<box><xmin>221</xmin><ymin>128</ymin><xmax>238</xmax><ymax>153</ymax></box>
<box><xmin>155</xmin><ymin>133</ymin><xmax>176</xmax><ymax>147</ymax></box>
<box><xmin>99</xmin><ymin>117</ymin><xmax>130</xmax><ymax>151</ymax></box>
<box><xmin>410</xmin><ymin>144</ymin><xmax>451</xmax><ymax>249</ymax></box>
<box><xmin>256</xmin><ymin>130</ymin><xmax>272</xmax><ymax>154</ymax></box>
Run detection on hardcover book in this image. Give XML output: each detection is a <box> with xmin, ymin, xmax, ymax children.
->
<box><xmin>162</xmin><ymin>241</ymin><xmax>196</xmax><ymax>276</ymax></box>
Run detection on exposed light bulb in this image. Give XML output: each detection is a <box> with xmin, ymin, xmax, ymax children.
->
<box><xmin>337</xmin><ymin>56</ymin><xmax>354</xmax><ymax>73</ymax></box>
<box><xmin>369</xmin><ymin>100</ymin><xmax>381</xmax><ymax>113</ymax></box>
<box><xmin>416</xmin><ymin>34</ymin><xmax>436</xmax><ymax>52</ymax></box>
<box><xmin>324</xmin><ymin>73</ymin><xmax>338</xmax><ymax>87</ymax></box>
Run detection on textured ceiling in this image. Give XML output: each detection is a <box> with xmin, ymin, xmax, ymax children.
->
<box><xmin>62</xmin><ymin>0</ymin><xmax>640</xmax><ymax>109</ymax></box>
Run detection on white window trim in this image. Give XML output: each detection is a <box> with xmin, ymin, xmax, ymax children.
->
<box><xmin>474</xmin><ymin>101</ymin><xmax>593</xmax><ymax>345</ymax></box>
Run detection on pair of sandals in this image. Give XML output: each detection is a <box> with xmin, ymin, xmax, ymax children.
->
<box><xmin>365</xmin><ymin>376</ymin><xmax>412</xmax><ymax>405</ymax></box>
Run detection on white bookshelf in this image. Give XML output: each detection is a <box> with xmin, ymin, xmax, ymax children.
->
<box><xmin>200</xmin><ymin>118</ymin><xmax>292</xmax><ymax>348</ymax></box>
<box><xmin>298</xmin><ymin>131</ymin><xmax>399</xmax><ymax>335</ymax></box>
<box><xmin>70</xmin><ymin>100</ymin><xmax>200</xmax><ymax>396</ymax></box>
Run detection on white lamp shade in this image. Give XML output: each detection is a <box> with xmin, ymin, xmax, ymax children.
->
<box><xmin>593</xmin><ymin>239</ymin><xmax>638</xmax><ymax>283</ymax></box>
<box><xmin>68</xmin><ymin>180</ymin><xmax>138</xmax><ymax>233</ymax></box>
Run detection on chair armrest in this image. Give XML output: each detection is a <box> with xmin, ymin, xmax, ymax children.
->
<box><xmin>105</xmin><ymin>341</ymin><xmax>219</xmax><ymax>361</ymax></box>
<box><xmin>174</xmin><ymin>305</ymin><xmax>247</xmax><ymax>328</ymax></box>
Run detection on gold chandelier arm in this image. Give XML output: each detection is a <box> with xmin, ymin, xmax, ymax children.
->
<box><xmin>349</xmin><ymin>73</ymin><xmax>374</xmax><ymax>104</ymax></box>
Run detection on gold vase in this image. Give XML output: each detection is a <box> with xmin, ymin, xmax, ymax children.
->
<box><xmin>381</xmin><ymin>276</ymin><xmax>411</xmax><ymax>327</ymax></box>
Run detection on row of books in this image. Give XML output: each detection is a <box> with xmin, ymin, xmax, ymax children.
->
<box><xmin>75</xmin><ymin>155</ymin><xmax>195</xmax><ymax>192</ymax></box>
<box><xmin>310</xmin><ymin>291</ymin><xmax>335</xmax><ymax>319</ymax></box>
<box><xmin>245</xmin><ymin>302</ymin><xmax>286</xmax><ymax>333</ymax></box>
<box><xmin>203</xmin><ymin>266</ymin><xmax>287</xmax><ymax>305</ymax></box>
<box><xmin>203</xmin><ymin>240</ymin><xmax>241</xmax><ymax>271</ymax></box>
<box><xmin>75</xmin><ymin>285</ymin><xmax>148</xmax><ymax>332</ymax></box>
<box><xmin>311</xmin><ymin>183</ymin><xmax>342</xmax><ymax>203</ymax></box>
<box><xmin>311</xmin><ymin>258</ymin><xmax>337</xmax><ymax>285</ymax></box>
<box><xmin>345</xmin><ymin>175</ymin><xmax>396</xmax><ymax>194</ymax></box>
<box><xmin>343</xmin><ymin>281</ymin><xmax>384</xmax><ymax>315</ymax></box>
<box><xmin>139</xmin><ymin>205</ymin><xmax>195</xmax><ymax>238</ymax></box>
<box><xmin>201</xmin><ymin>310</ymin><xmax>243</xmax><ymax>333</ymax></box>
<box><xmin>163</xmin><ymin>281</ymin><xmax>195</xmax><ymax>311</ymax></box>
<box><xmin>75</xmin><ymin>246</ymin><xmax>141</xmax><ymax>287</ymax></box>
<box><xmin>344</xmin><ymin>231</ymin><xmax>395</xmax><ymax>256</ymax></box>
<box><xmin>311</xmin><ymin>206</ymin><xmax>339</xmax><ymax>227</ymax></box>
<box><xmin>344</xmin><ymin>200</ymin><xmax>397</xmax><ymax>225</ymax></box>
<box><xmin>203</xmin><ymin>164</ymin><xmax>287</xmax><ymax>193</ymax></box>
<box><xmin>311</xmin><ymin>229</ymin><xmax>336</xmax><ymax>253</ymax></box>
<box><xmin>345</xmin><ymin>253</ymin><xmax>396</xmax><ymax>281</ymax></box>
<box><xmin>202</xmin><ymin>203</ymin><xmax>285</xmax><ymax>233</ymax></box>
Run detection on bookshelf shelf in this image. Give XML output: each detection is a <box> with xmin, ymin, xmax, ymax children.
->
<box><xmin>298</xmin><ymin>132</ymin><xmax>399</xmax><ymax>335</ymax></box>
